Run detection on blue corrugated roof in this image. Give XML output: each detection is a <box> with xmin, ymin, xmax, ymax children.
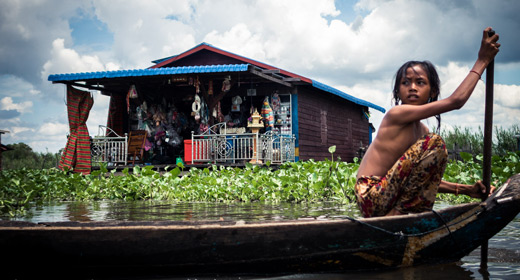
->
<box><xmin>47</xmin><ymin>63</ymin><xmax>385</xmax><ymax>114</ymax></box>
<box><xmin>311</xmin><ymin>79</ymin><xmax>386</xmax><ymax>113</ymax></box>
<box><xmin>48</xmin><ymin>64</ymin><xmax>250</xmax><ymax>82</ymax></box>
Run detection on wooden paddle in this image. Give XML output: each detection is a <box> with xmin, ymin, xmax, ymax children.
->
<box><xmin>481</xmin><ymin>28</ymin><xmax>495</xmax><ymax>271</ymax></box>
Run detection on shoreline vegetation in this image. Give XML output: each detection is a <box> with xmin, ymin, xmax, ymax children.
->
<box><xmin>1</xmin><ymin>125</ymin><xmax>519</xmax><ymax>217</ymax></box>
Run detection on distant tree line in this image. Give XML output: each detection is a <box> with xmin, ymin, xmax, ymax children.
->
<box><xmin>441</xmin><ymin>125</ymin><xmax>520</xmax><ymax>157</ymax></box>
<box><xmin>2</xmin><ymin>143</ymin><xmax>61</xmax><ymax>170</ymax></box>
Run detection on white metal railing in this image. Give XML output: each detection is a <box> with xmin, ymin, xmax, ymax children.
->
<box><xmin>91</xmin><ymin>125</ymin><xmax>128</xmax><ymax>166</ymax></box>
<box><xmin>260</xmin><ymin>131</ymin><xmax>296</xmax><ymax>164</ymax></box>
<box><xmin>191</xmin><ymin>123</ymin><xmax>295</xmax><ymax>165</ymax></box>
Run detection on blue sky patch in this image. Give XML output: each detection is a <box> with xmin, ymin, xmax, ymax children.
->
<box><xmin>69</xmin><ymin>12</ymin><xmax>113</xmax><ymax>51</ymax></box>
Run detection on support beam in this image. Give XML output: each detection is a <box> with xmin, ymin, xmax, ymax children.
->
<box><xmin>283</xmin><ymin>77</ymin><xmax>301</xmax><ymax>82</ymax></box>
<box><xmin>54</xmin><ymin>81</ymin><xmax>122</xmax><ymax>95</ymax></box>
<box><xmin>261</xmin><ymin>69</ymin><xmax>280</xmax><ymax>74</ymax></box>
<box><xmin>249</xmin><ymin>68</ymin><xmax>292</xmax><ymax>87</ymax></box>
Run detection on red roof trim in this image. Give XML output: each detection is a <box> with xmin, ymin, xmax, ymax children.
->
<box><xmin>150</xmin><ymin>43</ymin><xmax>312</xmax><ymax>84</ymax></box>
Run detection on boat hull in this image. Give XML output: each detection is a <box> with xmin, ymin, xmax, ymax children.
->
<box><xmin>2</xmin><ymin>174</ymin><xmax>520</xmax><ymax>277</ymax></box>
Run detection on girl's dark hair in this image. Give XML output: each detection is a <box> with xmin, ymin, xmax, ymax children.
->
<box><xmin>392</xmin><ymin>60</ymin><xmax>441</xmax><ymax>132</ymax></box>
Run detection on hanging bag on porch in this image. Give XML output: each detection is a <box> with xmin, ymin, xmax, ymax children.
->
<box><xmin>231</xmin><ymin>95</ymin><xmax>242</xmax><ymax>112</ymax></box>
<box><xmin>192</xmin><ymin>94</ymin><xmax>201</xmax><ymax>121</ymax></box>
<box><xmin>126</xmin><ymin>85</ymin><xmax>138</xmax><ymax>113</ymax></box>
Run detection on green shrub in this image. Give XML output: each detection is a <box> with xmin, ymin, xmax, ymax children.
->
<box><xmin>2</xmin><ymin>143</ymin><xmax>60</xmax><ymax>170</ymax></box>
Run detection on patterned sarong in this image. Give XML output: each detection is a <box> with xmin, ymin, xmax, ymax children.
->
<box><xmin>355</xmin><ymin>133</ymin><xmax>448</xmax><ymax>217</ymax></box>
<box><xmin>59</xmin><ymin>86</ymin><xmax>94</xmax><ymax>175</ymax></box>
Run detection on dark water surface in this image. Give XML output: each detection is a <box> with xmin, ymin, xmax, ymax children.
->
<box><xmin>5</xmin><ymin>201</ymin><xmax>520</xmax><ymax>279</ymax></box>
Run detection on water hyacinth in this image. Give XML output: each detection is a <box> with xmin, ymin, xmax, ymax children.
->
<box><xmin>0</xmin><ymin>159</ymin><xmax>358</xmax><ymax>217</ymax></box>
<box><xmin>1</xmin><ymin>151</ymin><xmax>519</xmax><ymax>217</ymax></box>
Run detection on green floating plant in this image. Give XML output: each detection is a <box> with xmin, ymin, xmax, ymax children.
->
<box><xmin>1</xmin><ymin>151</ymin><xmax>518</xmax><ymax>216</ymax></box>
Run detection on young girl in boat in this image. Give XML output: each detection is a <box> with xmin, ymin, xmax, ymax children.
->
<box><xmin>355</xmin><ymin>27</ymin><xmax>500</xmax><ymax>218</ymax></box>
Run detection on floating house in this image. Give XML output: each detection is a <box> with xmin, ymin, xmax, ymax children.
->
<box><xmin>49</xmin><ymin>43</ymin><xmax>384</xmax><ymax>173</ymax></box>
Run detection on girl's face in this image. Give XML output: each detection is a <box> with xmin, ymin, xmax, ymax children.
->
<box><xmin>398</xmin><ymin>65</ymin><xmax>432</xmax><ymax>105</ymax></box>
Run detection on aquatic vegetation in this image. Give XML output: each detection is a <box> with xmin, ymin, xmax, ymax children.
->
<box><xmin>440</xmin><ymin>151</ymin><xmax>520</xmax><ymax>202</ymax></box>
<box><xmin>1</xmin><ymin>151</ymin><xmax>518</xmax><ymax>217</ymax></box>
<box><xmin>0</xmin><ymin>158</ymin><xmax>358</xmax><ymax>216</ymax></box>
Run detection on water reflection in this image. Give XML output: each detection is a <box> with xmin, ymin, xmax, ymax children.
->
<box><xmin>461</xmin><ymin>215</ymin><xmax>520</xmax><ymax>279</ymax></box>
<box><xmin>6</xmin><ymin>200</ymin><xmax>363</xmax><ymax>223</ymax></box>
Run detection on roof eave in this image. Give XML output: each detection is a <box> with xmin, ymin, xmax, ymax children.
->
<box><xmin>311</xmin><ymin>79</ymin><xmax>386</xmax><ymax>113</ymax></box>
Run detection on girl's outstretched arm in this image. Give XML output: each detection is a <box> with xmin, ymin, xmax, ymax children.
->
<box><xmin>385</xmin><ymin>27</ymin><xmax>500</xmax><ymax>126</ymax></box>
<box><xmin>438</xmin><ymin>180</ymin><xmax>496</xmax><ymax>198</ymax></box>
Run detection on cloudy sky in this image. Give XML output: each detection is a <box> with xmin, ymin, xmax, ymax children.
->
<box><xmin>1</xmin><ymin>0</ymin><xmax>519</xmax><ymax>153</ymax></box>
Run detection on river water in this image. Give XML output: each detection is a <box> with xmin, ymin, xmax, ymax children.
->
<box><xmin>4</xmin><ymin>201</ymin><xmax>520</xmax><ymax>279</ymax></box>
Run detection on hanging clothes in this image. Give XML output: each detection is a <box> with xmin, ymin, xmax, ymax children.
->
<box><xmin>216</xmin><ymin>101</ymin><xmax>225</xmax><ymax>123</ymax></box>
<box><xmin>200</xmin><ymin>97</ymin><xmax>209</xmax><ymax>124</ymax></box>
<box><xmin>222</xmin><ymin>75</ymin><xmax>231</xmax><ymax>92</ymax></box>
<box><xmin>208</xmin><ymin>80</ymin><xmax>214</xmax><ymax>95</ymax></box>
<box><xmin>59</xmin><ymin>85</ymin><xmax>94</xmax><ymax>175</ymax></box>
<box><xmin>126</xmin><ymin>84</ymin><xmax>138</xmax><ymax>113</ymax></box>
<box><xmin>271</xmin><ymin>92</ymin><xmax>281</xmax><ymax>113</ymax></box>
<box><xmin>136</xmin><ymin>106</ymin><xmax>144</xmax><ymax>129</ymax></box>
<box><xmin>106</xmin><ymin>94</ymin><xmax>125</xmax><ymax>136</ymax></box>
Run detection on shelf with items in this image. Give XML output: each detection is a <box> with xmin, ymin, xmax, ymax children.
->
<box><xmin>272</xmin><ymin>94</ymin><xmax>292</xmax><ymax>135</ymax></box>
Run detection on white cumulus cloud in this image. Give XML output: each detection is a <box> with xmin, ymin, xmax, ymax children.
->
<box><xmin>37</xmin><ymin>122</ymin><xmax>69</xmax><ymax>136</ymax></box>
<box><xmin>41</xmin><ymin>38</ymin><xmax>112</xmax><ymax>80</ymax></box>
<box><xmin>0</xmin><ymin>97</ymin><xmax>33</xmax><ymax>113</ymax></box>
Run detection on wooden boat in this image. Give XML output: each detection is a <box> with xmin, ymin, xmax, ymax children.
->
<box><xmin>2</xmin><ymin>173</ymin><xmax>520</xmax><ymax>278</ymax></box>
